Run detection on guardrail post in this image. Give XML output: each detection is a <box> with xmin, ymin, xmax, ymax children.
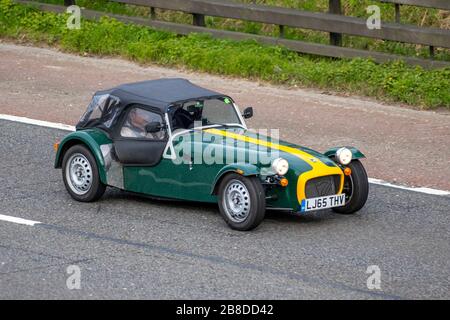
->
<box><xmin>64</xmin><ymin>0</ymin><xmax>75</xmax><ymax>5</ymax></box>
<box><xmin>395</xmin><ymin>3</ymin><xmax>401</xmax><ymax>23</ymax></box>
<box><xmin>329</xmin><ymin>0</ymin><xmax>342</xmax><ymax>46</ymax></box>
<box><xmin>279</xmin><ymin>25</ymin><xmax>285</xmax><ymax>38</ymax></box>
<box><xmin>193</xmin><ymin>13</ymin><xmax>206</xmax><ymax>27</ymax></box>
<box><xmin>150</xmin><ymin>7</ymin><xmax>156</xmax><ymax>20</ymax></box>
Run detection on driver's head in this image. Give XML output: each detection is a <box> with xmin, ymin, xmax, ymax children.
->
<box><xmin>129</xmin><ymin>109</ymin><xmax>147</xmax><ymax>128</ymax></box>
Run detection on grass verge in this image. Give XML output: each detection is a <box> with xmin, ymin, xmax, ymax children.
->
<box><xmin>1</xmin><ymin>0</ymin><xmax>449</xmax><ymax>108</ymax></box>
<box><xmin>33</xmin><ymin>0</ymin><xmax>450</xmax><ymax>61</ymax></box>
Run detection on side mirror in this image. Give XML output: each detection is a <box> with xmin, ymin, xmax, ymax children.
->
<box><xmin>145</xmin><ymin>122</ymin><xmax>162</xmax><ymax>133</ymax></box>
<box><xmin>242</xmin><ymin>107</ymin><xmax>253</xmax><ymax>119</ymax></box>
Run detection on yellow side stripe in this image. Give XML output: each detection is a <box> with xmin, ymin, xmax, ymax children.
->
<box><xmin>205</xmin><ymin>128</ymin><xmax>344</xmax><ymax>202</ymax></box>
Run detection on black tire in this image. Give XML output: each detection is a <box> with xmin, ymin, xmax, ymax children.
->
<box><xmin>217</xmin><ymin>173</ymin><xmax>266</xmax><ymax>231</ymax></box>
<box><xmin>62</xmin><ymin>144</ymin><xmax>106</xmax><ymax>202</ymax></box>
<box><xmin>333</xmin><ymin>160</ymin><xmax>369</xmax><ymax>214</ymax></box>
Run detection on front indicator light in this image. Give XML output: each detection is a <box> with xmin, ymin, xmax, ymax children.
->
<box><xmin>279</xmin><ymin>178</ymin><xmax>289</xmax><ymax>187</ymax></box>
<box><xmin>344</xmin><ymin>167</ymin><xmax>352</xmax><ymax>176</ymax></box>
<box><xmin>53</xmin><ymin>141</ymin><xmax>60</xmax><ymax>152</ymax></box>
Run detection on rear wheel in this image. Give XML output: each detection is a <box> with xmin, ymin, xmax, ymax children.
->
<box><xmin>62</xmin><ymin>144</ymin><xmax>106</xmax><ymax>202</ymax></box>
<box><xmin>218</xmin><ymin>174</ymin><xmax>266</xmax><ymax>231</ymax></box>
<box><xmin>333</xmin><ymin>160</ymin><xmax>369</xmax><ymax>214</ymax></box>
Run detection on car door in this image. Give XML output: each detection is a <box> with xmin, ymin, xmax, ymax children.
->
<box><xmin>113</xmin><ymin>105</ymin><xmax>167</xmax><ymax>165</ymax></box>
<box><xmin>114</xmin><ymin>105</ymin><xmax>187</xmax><ymax>199</ymax></box>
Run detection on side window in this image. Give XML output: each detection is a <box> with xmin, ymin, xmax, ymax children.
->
<box><xmin>78</xmin><ymin>94</ymin><xmax>120</xmax><ymax>129</ymax></box>
<box><xmin>120</xmin><ymin>107</ymin><xmax>166</xmax><ymax>140</ymax></box>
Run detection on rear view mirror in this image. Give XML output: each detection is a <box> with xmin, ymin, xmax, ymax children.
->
<box><xmin>242</xmin><ymin>107</ymin><xmax>253</xmax><ymax>119</ymax></box>
<box><xmin>145</xmin><ymin>122</ymin><xmax>162</xmax><ymax>133</ymax></box>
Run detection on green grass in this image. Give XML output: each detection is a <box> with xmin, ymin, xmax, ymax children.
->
<box><xmin>32</xmin><ymin>0</ymin><xmax>450</xmax><ymax>61</ymax></box>
<box><xmin>1</xmin><ymin>0</ymin><xmax>449</xmax><ymax>108</ymax></box>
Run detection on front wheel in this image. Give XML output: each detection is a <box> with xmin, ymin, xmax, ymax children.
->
<box><xmin>333</xmin><ymin>160</ymin><xmax>369</xmax><ymax>214</ymax></box>
<box><xmin>218</xmin><ymin>174</ymin><xmax>266</xmax><ymax>231</ymax></box>
<box><xmin>62</xmin><ymin>144</ymin><xmax>106</xmax><ymax>202</ymax></box>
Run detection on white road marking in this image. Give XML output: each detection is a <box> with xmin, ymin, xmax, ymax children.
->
<box><xmin>0</xmin><ymin>114</ymin><xmax>75</xmax><ymax>131</ymax></box>
<box><xmin>1</xmin><ymin>114</ymin><xmax>449</xmax><ymax>196</ymax></box>
<box><xmin>368</xmin><ymin>178</ymin><xmax>450</xmax><ymax>196</ymax></box>
<box><xmin>0</xmin><ymin>214</ymin><xmax>41</xmax><ymax>226</ymax></box>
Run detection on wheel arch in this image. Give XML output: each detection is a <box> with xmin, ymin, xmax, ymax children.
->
<box><xmin>211</xmin><ymin>163</ymin><xmax>261</xmax><ymax>195</ymax></box>
<box><xmin>55</xmin><ymin>132</ymin><xmax>108</xmax><ymax>184</ymax></box>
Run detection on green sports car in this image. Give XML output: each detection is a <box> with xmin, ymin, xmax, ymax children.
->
<box><xmin>55</xmin><ymin>78</ymin><xmax>369</xmax><ymax>231</ymax></box>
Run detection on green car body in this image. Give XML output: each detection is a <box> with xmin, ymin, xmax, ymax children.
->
<box><xmin>55</xmin><ymin>78</ymin><xmax>368</xmax><ymax>230</ymax></box>
<box><xmin>55</xmin><ymin>126</ymin><xmax>365</xmax><ymax>212</ymax></box>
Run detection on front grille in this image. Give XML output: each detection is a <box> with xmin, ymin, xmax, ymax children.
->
<box><xmin>305</xmin><ymin>175</ymin><xmax>341</xmax><ymax>198</ymax></box>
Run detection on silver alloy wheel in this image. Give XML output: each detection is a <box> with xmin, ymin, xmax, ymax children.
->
<box><xmin>222</xmin><ymin>179</ymin><xmax>251</xmax><ymax>223</ymax></box>
<box><xmin>65</xmin><ymin>153</ymin><xmax>93</xmax><ymax>195</ymax></box>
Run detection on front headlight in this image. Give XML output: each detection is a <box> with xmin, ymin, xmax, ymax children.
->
<box><xmin>336</xmin><ymin>147</ymin><xmax>352</xmax><ymax>165</ymax></box>
<box><xmin>272</xmin><ymin>158</ymin><xmax>289</xmax><ymax>176</ymax></box>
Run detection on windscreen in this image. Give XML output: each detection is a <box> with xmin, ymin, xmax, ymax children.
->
<box><xmin>173</xmin><ymin>97</ymin><xmax>241</xmax><ymax>129</ymax></box>
<box><xmin>200</xmin><ymin>97</ymin><xmax>241</xmax><ymax>125</ymax></box>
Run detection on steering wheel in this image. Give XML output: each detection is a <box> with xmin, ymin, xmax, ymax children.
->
<box><xmin>173</xmin><ymin>109</ymin><xmax>194</xmax><ymax>130</ymax></box>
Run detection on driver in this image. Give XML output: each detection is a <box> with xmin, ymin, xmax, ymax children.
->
<box><xmin>121</xmin><ymin>108</ymin><xmax>151</xmax><ymax>138</ymax></box>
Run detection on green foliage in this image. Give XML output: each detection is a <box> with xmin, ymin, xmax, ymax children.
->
<box><xmin>31</xmin><ymin>0</ymin><xmax>450</xmax><ymax>61</ymax></box>
<box><xmin>1</xmin><ymin>0</ymin><xmax>449</xmax><ymax>108</ymax></box>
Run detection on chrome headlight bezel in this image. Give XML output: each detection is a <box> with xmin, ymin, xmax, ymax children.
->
<box><xmin>271</xmin><ymin>158</ymin><xmax>289</xmax><ymax>176</ymax></box>
<box><xmin>336</xmin><ymin>147</ymin><xmax>353</xmax><ymax>165</ymax></box>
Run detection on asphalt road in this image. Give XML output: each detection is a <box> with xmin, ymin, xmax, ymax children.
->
<box><xmin>0</xmin><ymin>119</ymin><xmax>449</xmax><ymax>299</ymax></box>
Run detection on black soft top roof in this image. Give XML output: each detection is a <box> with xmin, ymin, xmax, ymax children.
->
<box><xmin>96</xmin><ymin>78</ymin><xmax>224</xmax><ymax>112</ymax></box>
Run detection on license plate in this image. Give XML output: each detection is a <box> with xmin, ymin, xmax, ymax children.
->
<box><xmin>300</xmin><ymin>194</ymin><xmax>346</xmax><ymax>212</ymax></box>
